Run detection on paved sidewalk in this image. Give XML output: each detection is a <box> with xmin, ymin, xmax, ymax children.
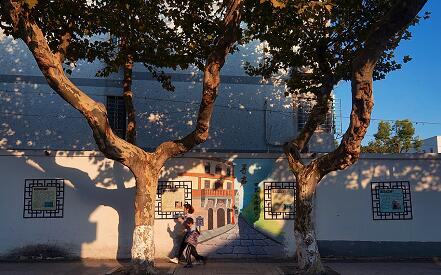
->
<box><xmin>1</xmin><ymin>259</ymin><xmax>440</xmax><ymax>274</ymax></box>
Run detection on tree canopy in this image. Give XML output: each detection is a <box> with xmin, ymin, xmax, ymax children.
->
<box><xmin>243</xmin><ymin>0</ymin><xmax>429</xmax><ymax>95</ymax></box>
<box><xmin>362</xmin><ymin>120</ymin><xmax>422</xmax><ymax>153</ymax></box>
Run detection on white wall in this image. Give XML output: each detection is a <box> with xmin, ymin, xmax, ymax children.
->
<box><xmin>419</xmin><ymin>136</ymin><xmax>441</xmax><ymax>153</ymax></box>
<box><xmin>315</xmin><ymin>154</ymin><xmax>441</xmax><ymax>242</ymax></box>
<box><xmin>0</xmin><ymin>150</ymin><xmax>440</xmax><ymax>259</ymax></box>
<box><xmin>0</xmin><ymin>31</ymin><xmax>333</xmax><ymax>153</ymax></box>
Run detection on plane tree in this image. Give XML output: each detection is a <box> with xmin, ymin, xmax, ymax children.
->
<box><xmin>243</xmin><ymin>0</ymin><xmax>428</xmax><ymax>273</ymax></box>
<box><xmin>0</xmin><ymin>0</ymin><xmax>242</xmax><ymax>273</ymax></box>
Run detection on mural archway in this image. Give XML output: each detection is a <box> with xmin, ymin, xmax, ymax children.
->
<box><xmin>208</xmin><ymin>208</ymin><xmax>213</xmax><ymax>230</ymax></box>
<box><xmin>217</xmin><ymin>208</ymin><xmax>225</xmax><ymax>228</ymax></box>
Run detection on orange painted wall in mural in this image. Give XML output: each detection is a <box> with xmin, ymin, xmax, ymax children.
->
<box><xmin>179</xmin><ymin>159</ymin><xmax>236</xmax><ymax>231</ymax></box>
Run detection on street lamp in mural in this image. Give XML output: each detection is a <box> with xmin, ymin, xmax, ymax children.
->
<box><xmin>240</xmin><ymin>164</ymin><xmax>247</xmax><ymax>185</ymax></box>
<box><xmin>196</xmin><ymin>216</ymin><xmax>204</xmax><ymax>231</ymax></box>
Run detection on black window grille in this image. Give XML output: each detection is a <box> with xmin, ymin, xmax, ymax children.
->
<box><xmin>107</xmin><ymin>96</ymin><xmax>126</xmax><ymax>139</ymax></box>
<box><xmin>264</xmin><ymin>182</ymin><xmax>296</xmax><ymax>220</ymax></box>
<box><xmin>155</xmin><ymin>181</ymin><xmax>192</xmax><ymax>219</ymax></box>
<box><xmin>23</xmin><ymin>179</ymin><xmax>64</xmax><ymax>218</ymax></box>
<box><xmin>371</xmin><ymin>181</ymin><xmax>413</xmax><ymax>220</ymax></box>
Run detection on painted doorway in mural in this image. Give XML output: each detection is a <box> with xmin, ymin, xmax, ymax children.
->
<box><xmin>217</xmin><ymin>208</ymin><xmax>225</xmax><ymax>228</ymax></box>
<box><xmin>208</xmin><ymin>208</ymin><xmax>213</xmax><ymax>230</ymax></box>
<box><xmin>227</xmin><ymin>208</ymin><xmax>232</xmax><ymax>224</ymax></box>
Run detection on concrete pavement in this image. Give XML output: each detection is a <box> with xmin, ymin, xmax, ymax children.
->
<box><xmin>1</xmin><ymin>259</ymin><xmax>441</xmax><ymax>275</ymax></box>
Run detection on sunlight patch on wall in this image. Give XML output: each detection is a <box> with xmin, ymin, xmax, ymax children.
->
<box><xmin>25</xmin><ymin>158</ymin><xmax>45</xmax><ymax>173</ymax></box>
<box><xmin>248</xmin><ymin>163</ymin><xmax>262</xmax><ymax>175</ymax></box>
<box><xmin>81</xmin><ymin>205</ymin><xmax>119</xmax><ymax>259</ymax></box>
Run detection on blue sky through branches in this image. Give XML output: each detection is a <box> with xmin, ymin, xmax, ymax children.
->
<box><xmin>334</xmin><ymin>1</ymin><xmax>441</xmax><ymax>143</ymax></box>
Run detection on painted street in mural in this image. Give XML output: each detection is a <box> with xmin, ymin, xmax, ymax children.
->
<box><xmin>198</xmin><ymin>217</ymin><xmax>285</xmax><ymax>258</ymax></box>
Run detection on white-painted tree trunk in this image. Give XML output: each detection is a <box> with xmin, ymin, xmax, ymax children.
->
<box><xmin>294</xmin><ymin>229</ymin><xmax>324</xmax><ymax>274</ymax></box>
<box><xmin>131</xmin><ymin>225</ymin><xmax>156</xmax><ymax>274</ymax></box>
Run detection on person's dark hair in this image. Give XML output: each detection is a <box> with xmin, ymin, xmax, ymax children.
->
<box><xmin>186</xmin><ymin>217</ymin><xmax>194</xmax><ymax>224</ymax></box>
<box><xmin>184</xmin><ymin>203</ymin><xmax>195</xmax><ymax>214</ymax></box>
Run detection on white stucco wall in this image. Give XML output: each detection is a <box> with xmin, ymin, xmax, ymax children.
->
<box><xmin>0</xmin><ymin>150</ymin><xmax>440</xmax><ymax>259</ymax></box>
<box><xmin>0</xmin><ymin>31</ymin><xmax>333</xmax><ymax>154</ymax></box>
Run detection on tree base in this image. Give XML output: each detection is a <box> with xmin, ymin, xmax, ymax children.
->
<box><xmin>107</xmin><ymin>264</ymin><xmax>158</xmax><ymax>275</ymax></box>
<box><xmin>278</xmin><ymin>265</ymin><xmax>340</xmax><ymax>275</ymax></box>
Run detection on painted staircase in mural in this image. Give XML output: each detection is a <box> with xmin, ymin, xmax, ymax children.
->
<box><xmin>198</xmin><ymin>217</ymin><xmax>285</xmax><ymax>258</ymax></box>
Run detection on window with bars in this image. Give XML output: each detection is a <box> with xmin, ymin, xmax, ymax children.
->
<box><xmin>106</xmin><ymin>96</ymin><xmax>126</xmax><ymax>139</ymax></box>
<box><xmin>296</xmin><ymin>97</ymin><xmax>333</xmax><ymax>133</ymax></box>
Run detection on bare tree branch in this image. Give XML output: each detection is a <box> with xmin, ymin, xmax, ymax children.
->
<box><xmin>123</xmin><ymin>53</ymin><xmax>136</xmax><ymax>145</ymax></box>
<box><xmin>54</xmin><ymin>29</ymin><xmax>72</xmax><ymax>64</ymax></box>
<box><xmin>153</xmin><ymin>0</ymin><xmax>242</xmax><ymax>167</ymax></box>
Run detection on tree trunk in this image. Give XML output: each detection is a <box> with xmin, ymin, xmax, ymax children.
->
<box><xmin>294</xmin><ymin>172</ymin><xmax>324</xmax><ymax>274</ymax></box>
<box><xmin>131</xmin><ymin>163</ymin><xmax>159</xmax><ymax>274</ymax></box>
<box><xmin>123</xmin><ymin>53</ymin><xmax>136</xmax><ymax>145</ymax></box>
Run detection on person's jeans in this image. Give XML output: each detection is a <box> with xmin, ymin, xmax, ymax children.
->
<box><xmin>176</xmin><ymin>237</ymin><xmax>187</xmax><ymax>259</ymax></box>
<box><xmin>185</xmin><ymin>244</ymin><xmax>204</xmax><ymax>264</ymax></box>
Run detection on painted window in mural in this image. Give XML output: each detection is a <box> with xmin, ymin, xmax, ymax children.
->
<box><xmin>204</xmin><ymin>180</ymin><xmax>210</xmax><ymax>189</ymax></box>
<box><xmin>371</xmin><ymin>181</ymin><xmax>412</xmax><ymax>220</ymax></box>
<box><xmin>204</xmin><ymin>162</ymin><xmax>211</xmax><ymax>174</ymax></box>
<box><xmin>155</xmin><ymin>181</ymin><xmax>192</xmax><ymax>219</ymax></box>
<box><xmin>226</xmin><ymin>181</ymin><xmax>232</xmax><ymax>190</ymax></box>
<box><xmin>214</xmin><ymin>180</ymin><xmax>223</xmax><ymax>190</ymax></box>
<box><xmin>215</xmin><ymin>164</ymin><xmax>222</xmax><ymax>175</ymax></box>
<box><xmin>264</xmin><ymin>182</ymin><xmax>296</xmax><ymax>220</ymax></box>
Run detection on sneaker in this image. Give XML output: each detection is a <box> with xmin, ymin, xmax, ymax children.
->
<box><xmin>169</xmin><ymin>257</ymin><xmax>179</xmax><ymax>264</ymax></box>
<box><xmin>183</xmin><ymin>264</ymin><xmax>193</xmax><ymax>268</ymax></box>
<box><xmin>194</xmin><ymin>260</ymin><xmax>203</xmax><ymax>265</ymax></box>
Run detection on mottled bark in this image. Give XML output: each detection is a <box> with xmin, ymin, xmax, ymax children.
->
<box><xmin>131</xmin><ymin>159</ymin><xmax>158</xmax><ymax>273</ymax></box>
<box><xmin>293</xmin><ymin>165</ymin><xmax>323</xmax><ymax>274</ymax></box>
<box><xmin>123</xmin><ymin>53</ymin><xmax>136</xmax><ymax>144</ymax></box>
<box><xmin>283</xmin><ymin>1</ymin><xmax>427</xmax><ymax>273</ymax></box>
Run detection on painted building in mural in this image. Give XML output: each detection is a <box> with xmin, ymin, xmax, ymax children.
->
<box><xmin>177</xmin><ymin>158</ymin><xmax>236</xmax><ymax>230</ymax></box>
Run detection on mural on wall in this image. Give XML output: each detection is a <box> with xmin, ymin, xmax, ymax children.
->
<box><xmin>159</xmin><ymin>156</ymin><xmax>290</xmax><ymax>258</ymax></box>
<box><xmin>158</xmin><ymin>158</ymin><xmax>237</xmax><ymax>231</ymax></box>
<box><xmin>163</xmin><ymin>157</ymin><xmax>295</xmax><ymax>244</ymax></box>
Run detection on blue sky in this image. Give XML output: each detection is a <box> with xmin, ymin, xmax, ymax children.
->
<box><xmin>334</xmin><ymin>1</ymin><xmax>441</xmax><ymax>144</ymax></box>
